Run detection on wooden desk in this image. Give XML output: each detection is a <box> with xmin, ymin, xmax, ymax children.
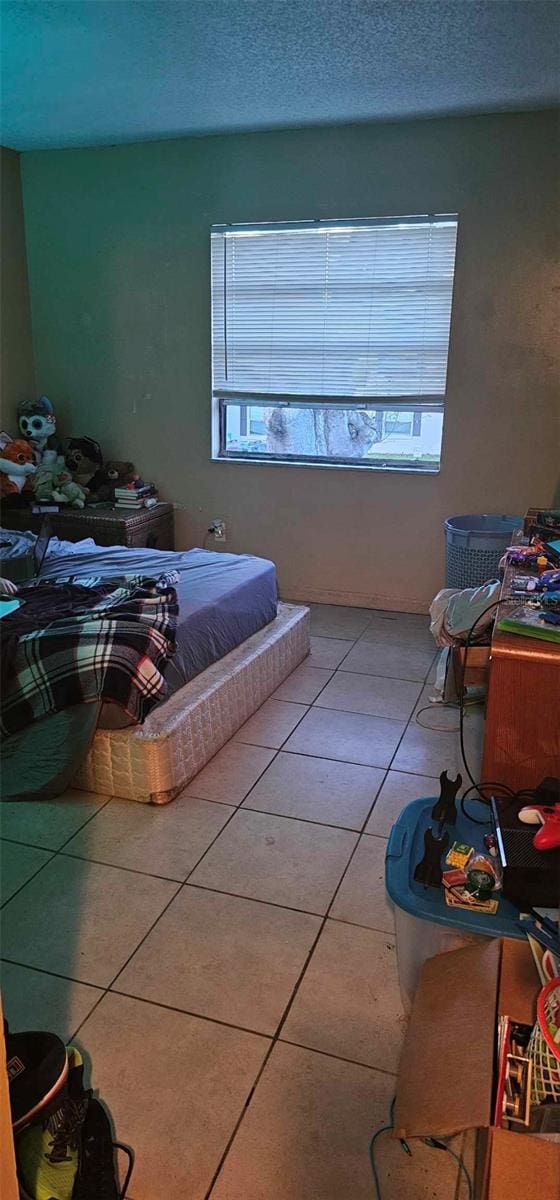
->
<box><xmin>482</xmin><ymin>573</ymin><xmax>560</xmax><ymax>790</ymax></box>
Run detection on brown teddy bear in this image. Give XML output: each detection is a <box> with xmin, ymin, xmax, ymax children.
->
<box><xmin>87</xmin><ymin>461</ymin><xmax>137</xmax><ymax>503</ymax></box>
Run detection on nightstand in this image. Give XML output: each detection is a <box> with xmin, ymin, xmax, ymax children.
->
<box><xmin>1</xmin><ymin>502</ymin><xmax>175</xmax><ymax>550</ymax></box>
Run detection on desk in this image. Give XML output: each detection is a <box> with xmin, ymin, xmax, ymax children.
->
<box><xmin>0</xmin><ymin>501</ymin><xmax>175</xmax><ymax>550</ymax></box>
<box><xmin>481</xmin><ymin>569</ymin><xmax>560</xmax><ymax>791</ymax></box>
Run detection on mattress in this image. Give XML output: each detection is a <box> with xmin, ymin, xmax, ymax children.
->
<box><xmin>23</xmin><ymin>537</ymin><xmax>278</xmax><ymax>719</ymax></box>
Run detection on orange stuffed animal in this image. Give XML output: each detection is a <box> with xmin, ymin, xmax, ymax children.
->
<box><xmin>0</xmin><ymin>438</ymin><xmax>37</xmax><ymax>497</ymax></box>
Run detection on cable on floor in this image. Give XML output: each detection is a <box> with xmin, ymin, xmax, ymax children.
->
<box><xmin>414</xmin><ymin>702</ymin><xmax>460</xmax><ymax>733</ymax></box>
<box><xmin>369</xmin><ymin>1098</ymin><xmax>473</xmax><ymax>1200</ymax></box>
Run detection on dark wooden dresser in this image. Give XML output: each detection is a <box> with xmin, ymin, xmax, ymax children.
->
<box><xmin>1</xmin><ymin>502</ymin><xmax>175</xmax><ymax>550</ymax></box>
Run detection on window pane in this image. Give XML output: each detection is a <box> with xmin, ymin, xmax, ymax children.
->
<box><xmin>383</xmin><ymin>411</ymin><xmax>413</xmax><ymax>436</ymax></box>
<box><xmin>222</xmin><ymin>404</ymin><xmax>443</xmax><ymax>468</ymax></box>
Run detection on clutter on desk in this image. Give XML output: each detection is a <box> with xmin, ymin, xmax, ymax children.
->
<box><xmin>506</xmin><ymin>545</ymin><xmax>549</xmax><ymax>569</ymax></box>
<box><xmin>497</xmin><ymin>604</ymin><xmax>560</xmax><ymax>643</ymax></box>
<box><xmin>493</xmin><ymin>532</ymin><xmax>560</xmax><ymax>642</ymax></box>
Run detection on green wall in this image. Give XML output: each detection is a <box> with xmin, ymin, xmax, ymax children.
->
<box><xmin>1</xmin><ymin>147</ymin><xmax>35</xmax><ymax>430</ymax></box>
<box><xmin>21</xmin><ymin>110</ymin><xmax>560</xmax><ymax>609</ymax></box>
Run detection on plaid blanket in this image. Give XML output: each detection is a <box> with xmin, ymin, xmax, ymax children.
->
<box><xmin>1</xmin><ymin>579</ymin><xmax>178</xmax><ymax>738</ymax></box>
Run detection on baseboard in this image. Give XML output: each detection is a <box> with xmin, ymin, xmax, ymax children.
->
<box><xmin>281</xmin><ymin>586</ymin><xmax>429</xmax><ymax>615</ymax></box>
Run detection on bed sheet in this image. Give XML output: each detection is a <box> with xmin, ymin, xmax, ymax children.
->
<box><xmin>34</xmin><ymin>537</ymin><xmax>278</xmax><ymax>693</ymax></box>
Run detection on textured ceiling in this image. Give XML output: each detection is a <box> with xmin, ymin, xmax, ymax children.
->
<box><xmin>2</xmin><ymin>0</ymin><xmax>559</xmax><ymax>150</ymax></box>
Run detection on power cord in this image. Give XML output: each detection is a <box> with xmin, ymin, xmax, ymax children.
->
<box><xmin>368</xmin><ymin>1098</ymin><xmax>399</xmax><ymax>1198</ymax></box>
<box><xmin>424</xmin><ymin>1138</ymin><xmax>474</xmax><ymax>1200</ymax></box>
<box><xmin>114</xmin><ymin>1141</ymin><xmax>134</xmax><ymax>1198</ymax></box>
<box><xmin>415</xmin><ymin>702</ymin><xmax>460</xmax><ymax>733</ymax></box>
<box><xmin>369</xmin><ymin>1098</ymin><xmax>473</xmax><ymax>1200</ymax></box>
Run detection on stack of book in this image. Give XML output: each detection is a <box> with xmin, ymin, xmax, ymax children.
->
<box><xmin>114</xmin><ymin>484</ymin><xmax>158</xmax><ymax>510</ymax></box>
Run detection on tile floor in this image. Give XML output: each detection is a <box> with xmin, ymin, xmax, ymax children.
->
<box><xmin>0</xmin><ymin>604</ymin><xmax>483</xmax><ymax>1200</ymax></box>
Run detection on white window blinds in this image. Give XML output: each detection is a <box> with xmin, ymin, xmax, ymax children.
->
<box><xmin>211</xmin><ymin>216</ymin><xmax>458</xmax><ymax>403</ymax></box>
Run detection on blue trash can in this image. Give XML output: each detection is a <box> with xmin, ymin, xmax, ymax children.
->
<box><xmin>444</xmin><ymin>514</ymin><xmax>522</xmax><ymax>589</ymax></box>
<box><xmin>385</xmin><ymin>796</ymin><xmax>524</xmax><ymax>1008</ymax></box>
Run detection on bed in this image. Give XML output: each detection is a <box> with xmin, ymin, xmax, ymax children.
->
<box><xmin>1</xmin><ymin>532</ymin><xmax>309</xmax><ymax>803</ymax></box>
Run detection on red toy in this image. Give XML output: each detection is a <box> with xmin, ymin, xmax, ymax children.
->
<box><xmin>0</xmin><ymin>438</ymin><xmax>37</xmax><ymax>496</ymax></box>
<box><xmin>519</xmin><ymin>804</ymin><xmax>560</xmax><ymax>851</ymax></box>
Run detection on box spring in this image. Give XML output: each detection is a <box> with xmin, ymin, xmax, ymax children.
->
<box><xmin>73</xmin><ymin>602</ymin><xmax>309</xmax><ymax>804</ymax></box>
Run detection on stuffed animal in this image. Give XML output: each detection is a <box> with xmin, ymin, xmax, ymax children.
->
<box><xmin>33</xmin><ymin>450</ymin><xmax>87</xmax><ymax>509</ymax></box>
<box><xmin>33</xmin><ymin>450</ymin><xmax>61</xmax><ymax>504</ymax></box>
<box><xmin>63</xmin><ymin>436</ymin><xmax>103</xmax><ymax>489</ymax></box>
<box><xmin>54</xmin><ymin>471</ymin><xmax>87</xmax><ymax>509</ymax></box>
<box><xmin>88</xmin><ymin>460</ymin><xmax>137</xmax><ymax>502</ymax></box>
<box><xmin>0</xmin><ymin>437</ymin><xmax>37</xmax><ymax>497</ymax></box>
<box><xmin>18</xmin><ymin>396</ymin><xmax>57</xmax><ymax>454</ymax></box>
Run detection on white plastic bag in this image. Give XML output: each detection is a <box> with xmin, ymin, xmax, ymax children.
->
<box><xmin>429</xmin><ymin>580</ymin><xmax>501</xmax><ymax>646</ymax></box>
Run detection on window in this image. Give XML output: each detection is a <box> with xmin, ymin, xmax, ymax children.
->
<box><xmin>211</xmin><ymin>214</ymin><xmax>458</xmax><ymax>470</ymax></box>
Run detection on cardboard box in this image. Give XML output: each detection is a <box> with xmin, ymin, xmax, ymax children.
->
<box><xmin>393</xmin><ymin>939</ymin><xmax>560</xmax><ymax>1200</ymax></box>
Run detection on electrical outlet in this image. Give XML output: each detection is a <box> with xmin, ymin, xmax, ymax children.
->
<box><xmin>213</xmin><ymin>519</ymin><xmax>226</xmax><ymax>542</ymax></box>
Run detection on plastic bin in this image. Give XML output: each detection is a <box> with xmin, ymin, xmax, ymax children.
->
<box><xmin>444</xmin><ymin>514</ymin><xmax>522</xmax><ymax>589</ymax></box>
<box><xmin>385</xmin><ymin>796</ymin><xmax>524</xmax><ymax>1010</ymax></box>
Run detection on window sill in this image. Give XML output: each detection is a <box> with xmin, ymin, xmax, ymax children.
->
<box><xmin>211</xmin><ymin>454</ymin><xmax>440</xmax><ymax>475</ymax></box>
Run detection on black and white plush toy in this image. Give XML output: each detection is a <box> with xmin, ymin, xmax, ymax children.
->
<box><xmin>18</xmin><ymin>395</ymin><xmax>57</xmax><ymax>454</ymax></box>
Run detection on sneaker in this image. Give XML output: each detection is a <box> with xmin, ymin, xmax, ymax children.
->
<box><xmin>72</xmin><ymin>1099</ymin><xmax>134</xmax><ymax>1200</ymax></box>
<box><xmin>17</xmin><ymin>1046</ymin><xmax>91</xmax><ymax>1200</ymax></box>
<box><xmin>6</xmin><ymin>1028</ymin><xmax>68</xmax><ymax>1132</ymax></box>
